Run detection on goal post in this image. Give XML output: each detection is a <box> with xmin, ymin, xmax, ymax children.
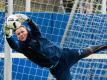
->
<box><xmin>25</xmin><ymin>0</ymin><xmax>31</xmax><ymax>12</ymax></box>
<box><xmin>60</xmin><ymin>0</ymin><xmax>79</xmax><ymax>47</ymax></box>
<box><xmin>4</xmin><ymin>0</ymin><xmax>13</xmax><ymax>80</ymax></box>
<box><xmin>102</xmin><ymin>0</ymin><xmax>106</xmax><ymax>14</ymax></box>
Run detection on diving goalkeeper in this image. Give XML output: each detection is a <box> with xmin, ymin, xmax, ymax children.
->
<box><xmin>4</xmin><ymin>14</ymin><xmax>107</xmax><ymax>80</ymax></box>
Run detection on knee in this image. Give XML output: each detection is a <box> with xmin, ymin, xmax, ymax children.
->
<box><xmin>85</xmin><ymin>47</ymin><xmax>94</xmax><ymax>54</ymax></box>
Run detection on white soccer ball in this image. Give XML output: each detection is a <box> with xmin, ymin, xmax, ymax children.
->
<box><xmin>6</xmin><ymin>14</ymin><xmax>21</xmax><ymax>29</ymax></box>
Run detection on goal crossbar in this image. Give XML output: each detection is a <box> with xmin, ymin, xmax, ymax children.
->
<box><xmin>0</xmin><ymin>53</ymin><xmax>107</xmax><ymax>59</ymax></box>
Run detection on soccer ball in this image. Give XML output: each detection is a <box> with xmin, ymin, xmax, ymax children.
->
<box><xmin>6</xmin><ymin>14</ymin><xmax>21</xmax><ymax>29</ymax></box>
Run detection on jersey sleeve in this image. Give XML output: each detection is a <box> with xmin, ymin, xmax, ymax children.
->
<box><xmin>27</xmin><ymin>19</ymin><xmax>41</xmax><ymax>38</ymax></box>
<box><xmin>6</xmin><ymin>36</ymin><xmax>23</xmax><ymax>53</ymax></box>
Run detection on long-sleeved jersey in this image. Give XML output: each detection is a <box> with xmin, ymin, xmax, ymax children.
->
<box><xmin>6</xmin><ymin>20</ymin><xmax>62</xmax><ymax>68</ymax></box>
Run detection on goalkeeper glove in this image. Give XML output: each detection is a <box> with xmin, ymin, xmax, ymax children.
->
<box><xmin>14</xmin><ymin>14</ymin><xmax>29</xmax><ymax>23</ymax></box>
<box><xmin>4</xmin><ymin>23</ymin><xmax>13</xmax><ymax>38</ymax></box>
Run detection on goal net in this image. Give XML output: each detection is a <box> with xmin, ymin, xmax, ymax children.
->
<box><xmin>0</xmin><ymin>0</ymin><xmax>107</xmax><ymax>80</ymax></box>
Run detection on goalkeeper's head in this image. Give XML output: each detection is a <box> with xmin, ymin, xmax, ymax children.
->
<box><xmin>15</xmin><ymin>25</ymin><xmax>28</xmax><ymax>42</ymax></box>
<box><xmin>5</xmin><ymin>13</ymin><xmax>30</xmax><ymax>41</ymax></box>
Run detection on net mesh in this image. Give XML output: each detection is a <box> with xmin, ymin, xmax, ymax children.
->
<box><xmin>66</xmin><ymin>13</ymin><xmax>107</xmax><ymax>80</ymax></box>
<box><xmin>0</xmin><ymin>0</ymin><xmax>107</xmax><ymax>80</ymax></box>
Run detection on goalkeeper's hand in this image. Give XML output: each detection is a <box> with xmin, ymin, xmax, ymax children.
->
<box><xmin>14</xmin><ymin>14</ymin><xmax>29</xmax><ymax>23</ymax></box>
<box><xmin>4</xmin><ymin>23</ymin><xmax>13</xmax><ymax>38</ymax></box>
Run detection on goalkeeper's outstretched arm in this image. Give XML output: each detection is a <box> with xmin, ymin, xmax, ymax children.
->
<box><xmin>27</xmin><ymin>19</ymin><xmax>42</xmax><ymax>38</ymax></box>
<box><xmin>6</xmin><ymin>37</ymin><xmax>22</xmax><ymax>52</ymax></box>
<box><xmin>4</xmin><ymin>23</ymin><xmax>22</xmax><ymax>52</ymax></box>
<box><xmin>15</xmin><ymin>14</ymin><xmax>42</xmax><ymax>38</ymax></box>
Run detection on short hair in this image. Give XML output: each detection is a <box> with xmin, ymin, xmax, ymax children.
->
<box><xmin>15</xmin><ymin>25</ymin><xmax>28</xmax><ymax>32</ymax></box>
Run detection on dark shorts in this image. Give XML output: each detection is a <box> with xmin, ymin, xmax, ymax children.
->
<box><xmin>50</xmin><ymin>48</ymin><xmax>89</xmax><ymax>80</ymax></box>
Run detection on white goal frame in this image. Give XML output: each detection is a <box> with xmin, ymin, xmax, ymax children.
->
<box><xmin>4</xmin><ymin>0</ymin><xmax>13</xmax><ymax>80</ymax></box>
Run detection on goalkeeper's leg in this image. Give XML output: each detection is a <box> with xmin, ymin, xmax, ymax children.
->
<box><xmin>79</xmin><ymin>45</ymin><xmax>107</xmax><ymax>58</ymax></box>
<box><xmin>50</xmin><ymin>45</ymin><xmax>107</xmax><ymax>80</ymax></box>
<box><xmin>61</xmin><ymin>45</ymin><xmax>107</xmax><ymax>66</ymax></box>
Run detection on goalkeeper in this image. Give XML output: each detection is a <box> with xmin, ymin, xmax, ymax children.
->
<box><xmin>4</xmin><ymin>14</ymin><xmax>107</xmax><ymax>80</ymax></box>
